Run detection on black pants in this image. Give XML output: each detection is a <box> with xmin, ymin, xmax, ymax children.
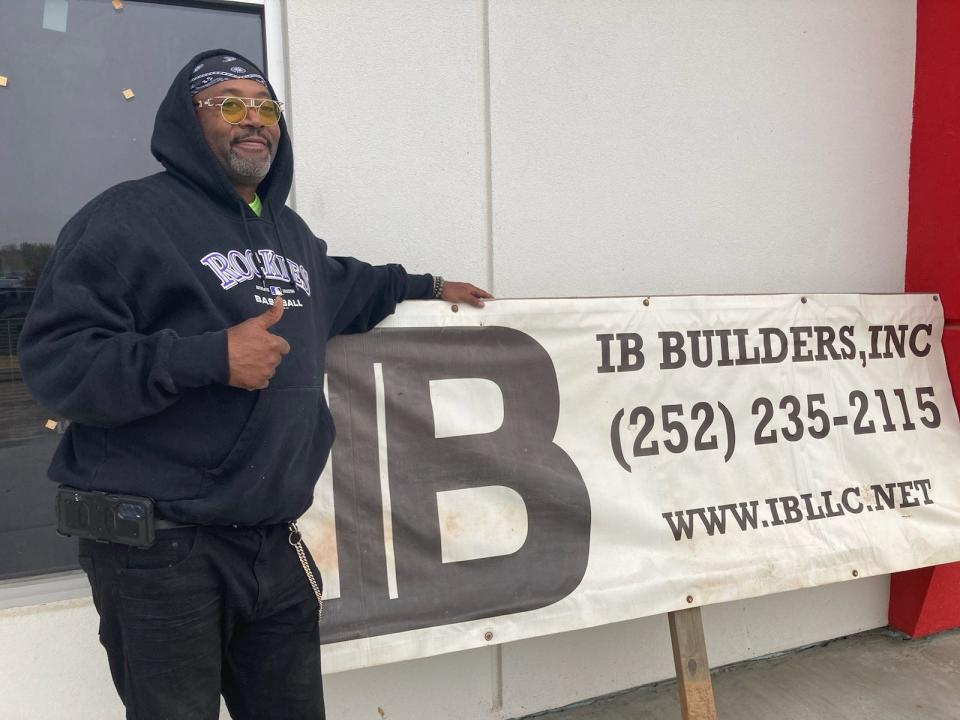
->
<box><xmin>78</xmin><ymin>524</ymin><xmax>325</xmax><ymax>720</ymax></box>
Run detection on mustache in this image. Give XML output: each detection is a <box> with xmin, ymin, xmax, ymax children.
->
<box><xmin>231</xmin><ymin>133</ymin><xmax>273</xmax><ymax>150</ymax></box>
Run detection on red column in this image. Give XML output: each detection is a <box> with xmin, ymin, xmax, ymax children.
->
<box><xmin>890</xmin><ymin>0</ymin><xmax>960</xmax><ymax>638</ymax></box>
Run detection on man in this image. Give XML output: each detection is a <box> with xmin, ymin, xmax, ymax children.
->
<box><xmin>19</xmin><ymin>49</ymin><xmax>491</xmax><ymax>719</ymax></box>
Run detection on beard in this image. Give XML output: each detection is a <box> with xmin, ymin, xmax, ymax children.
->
<box><xmin>227</xmin><ymin>146</ymin><xmax>273</xmax><ymax>182</ymax></box>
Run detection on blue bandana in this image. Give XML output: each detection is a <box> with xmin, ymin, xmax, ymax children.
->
<box><xmin>189</xmin><ymin>54</ymin><xmax>268</xmax><ymax>96</ymax></box>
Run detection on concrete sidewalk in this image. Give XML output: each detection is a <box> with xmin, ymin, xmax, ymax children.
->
<box><xmin>518</xmin><ymin>628</ymin><xmax>960</xmax><ymax>720</ymax></box>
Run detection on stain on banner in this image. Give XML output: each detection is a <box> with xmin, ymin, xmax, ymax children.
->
<box><xmin>41</xmin><ymin>0</ymin><xmax>69</xmax><ymax>33</ymax></box>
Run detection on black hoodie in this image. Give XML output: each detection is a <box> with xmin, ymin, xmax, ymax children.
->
<box><xmin>19</xmin><ymin>49</ymin><xmax>433</xmax><ymax>525</ymax></box>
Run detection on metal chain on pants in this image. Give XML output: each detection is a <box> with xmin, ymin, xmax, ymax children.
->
<box><xmin>288</xmin><ymin>522</ymin><xmax>323</xmax><ymax>623</ymax></box>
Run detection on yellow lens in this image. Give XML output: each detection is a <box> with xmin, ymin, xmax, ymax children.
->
<box><xmin>220</xmin><ymin>98</ymin><xmax>247</xmax><ymax>124</ymax></box>
<box><xmin>258</xmin><ymin>100</ymin><xmax>280</xmax><ymax>125</ymax></box>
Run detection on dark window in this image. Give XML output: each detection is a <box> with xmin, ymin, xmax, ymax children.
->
<box><xmin>0</xmin><ymin>0</ymin><xmax>265</xmax><ymax>579</ymax></box>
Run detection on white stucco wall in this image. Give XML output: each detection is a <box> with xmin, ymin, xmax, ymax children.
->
<box><xmin>0</xmin><ymin>2</ymin><xmax>916</xmax><ymax>719</ymax></box>
<box><xmin>287</xmin><ymin>0</ymin><xmax>491</xmax><ymax>287</ymax></box>
<box><xmin>486</xmin><ymin>1</ymin><xmax>915</xmax><ymax>298</ymax></box>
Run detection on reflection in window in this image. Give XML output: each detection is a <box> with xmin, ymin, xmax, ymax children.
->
<box><xmin>1</xmin><ymin>244</ymin><xmax>50</xmax><ymax>445</ymax></box>
<box><xmin>0</xmin><ymin>243</ymin><xmax>65</xmax><ymax>579</ymax></box>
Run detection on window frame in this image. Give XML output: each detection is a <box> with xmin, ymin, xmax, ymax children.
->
<box><xmin>0</xmin><ymin>0</ymin><xmax>286</xmax><ymax>608</ymax></box>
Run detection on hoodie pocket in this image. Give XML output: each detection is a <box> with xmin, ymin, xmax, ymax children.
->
<box><xmin>204</xmin><ymin>390</ymin><xmax>274</xmax><ymax>477</ymax></box>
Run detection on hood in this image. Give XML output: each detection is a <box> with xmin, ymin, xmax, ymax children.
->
<box><xmin>150</xmin><ymin>48</ymin><xmax>293</xmax><ymax>211</ymax></box>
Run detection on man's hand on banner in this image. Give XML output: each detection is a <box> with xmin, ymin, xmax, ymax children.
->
<box><xmin>440</xmin><ymin>281</ymin><xmax>494</xmax><ymax>308</ymax></box>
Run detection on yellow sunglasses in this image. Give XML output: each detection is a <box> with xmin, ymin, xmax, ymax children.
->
<box><xmin>195</xmin><ymin>96</ymin><xmax>284</xmax><ymax>126</ymax></box>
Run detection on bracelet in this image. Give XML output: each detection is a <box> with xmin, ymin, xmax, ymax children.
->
<box><xmin>432</xmin><ymin>275</ymin><xmax>445</xmax><ymax>299</ymax></box>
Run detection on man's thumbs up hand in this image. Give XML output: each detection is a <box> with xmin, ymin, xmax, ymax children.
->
<box><xmin>255</xmin><ymin>290</ymin><xmax>285</xmax><ymax>328</ymax></box>
<box><xmin>226</xmin><ymin>295</ymin><xmax>291</xmax><ymax>390</ymax></box>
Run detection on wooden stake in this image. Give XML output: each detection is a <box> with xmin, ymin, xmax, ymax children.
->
<box><xmin>668</xmin><ymin>607</ymin><xmax>718</xmax><ymax>720</ymax></box>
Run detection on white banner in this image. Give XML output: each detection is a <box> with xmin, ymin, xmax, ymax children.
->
<box><xmin>301</xmin><ymin>294</ymin><xmax>960</xmax><ymax>672</ymax></box>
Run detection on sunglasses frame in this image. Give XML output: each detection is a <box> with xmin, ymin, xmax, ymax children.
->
<box><xmin>195</xmin><ymin>96</ymin><xmax>284</xmax><ymax>126</ymax></box>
